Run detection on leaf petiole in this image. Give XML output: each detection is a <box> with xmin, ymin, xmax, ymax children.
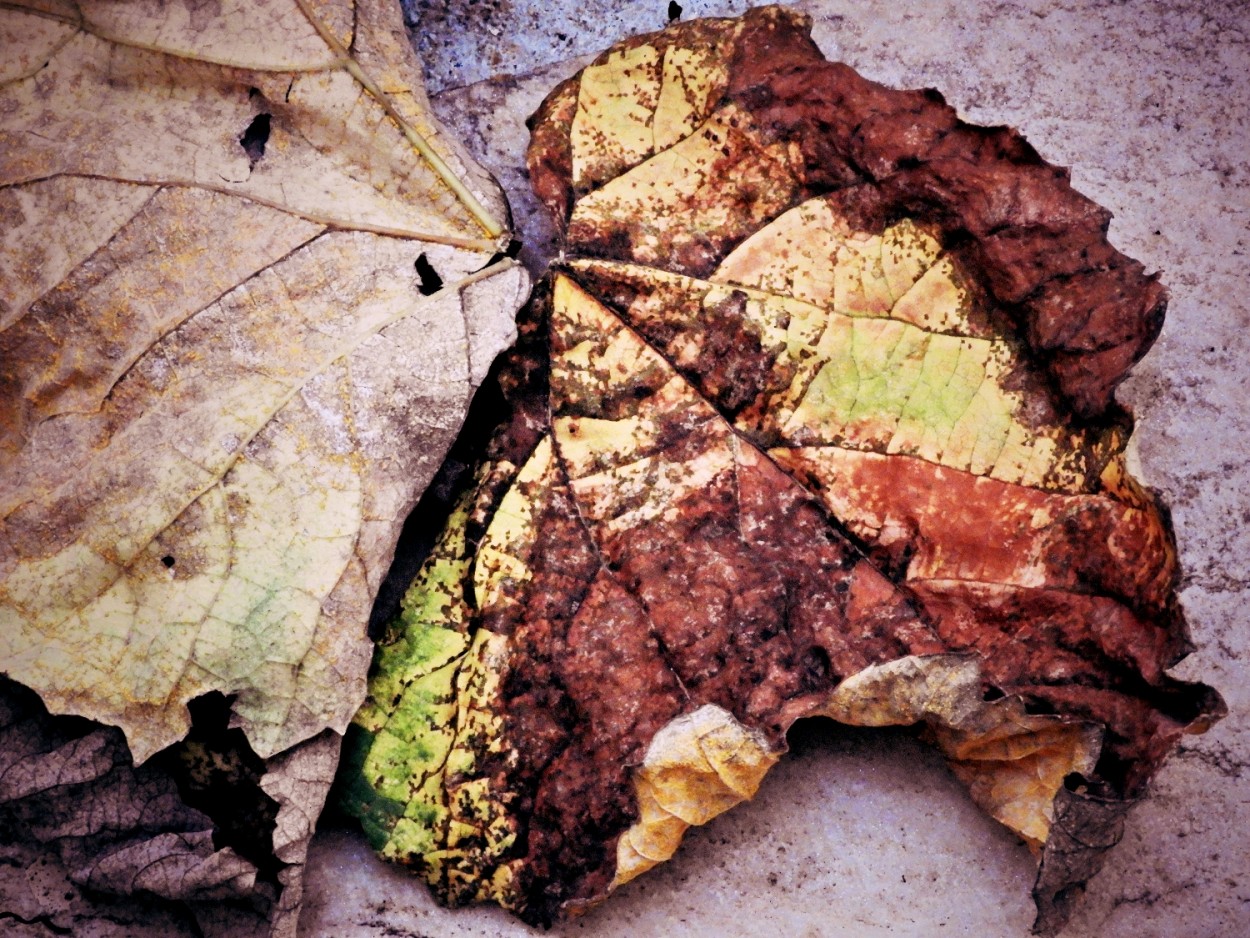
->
<box><xmin>291</xmin><ymin>0</ymin><xmax>507</xmax><ymax>242</ymax></box>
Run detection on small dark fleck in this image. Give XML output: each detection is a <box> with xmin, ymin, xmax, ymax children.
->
<box><xmin>161</xmin><ymin>555</ymin><xmax>176</xmax><ymax>568</ymax></box>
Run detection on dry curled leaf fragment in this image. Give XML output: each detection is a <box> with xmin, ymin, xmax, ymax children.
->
<box><xmin>0</xmin><ymin>0</ymin><xmax>526</xmax><ymax>933</ymax></box>
<box><xmin>342</xmin><ymin>5</ymin><xmax>1222</xmax><ymax>934</ymax></box>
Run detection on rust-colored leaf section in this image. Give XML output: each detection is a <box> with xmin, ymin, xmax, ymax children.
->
<box><xmin>345</xmin><ymin>5</ymin><xmax>1221</xmax><ymax>936</ymax></box>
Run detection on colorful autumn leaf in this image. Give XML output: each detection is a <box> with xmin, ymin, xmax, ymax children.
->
<box><xmin>342</xmin><ymin>7</ymin><xmax>1223</xmax><ymax>936</ymax></box>
<box><xmin>0</xmin><ymin>0</ymin><xmax>526</xmax><ymax>933</ymax></box>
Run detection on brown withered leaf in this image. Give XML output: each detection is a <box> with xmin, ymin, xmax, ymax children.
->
<box><xmin>0</xmin><ymin>0</ymin><xmax>527</xmax><ymax>933</ymax></box>
<box><xmin>340</xmin><ymin>5</ymin><xmax>1222</xmax><ymax>935</ymax></box>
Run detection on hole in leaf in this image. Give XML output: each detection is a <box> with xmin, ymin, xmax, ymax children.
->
<box><xmin>149</xmin><ymin>692</ymin><xmax>281</xmax><ymax>878</ymax></box>
<box><xmin>238</xmin><ymin>113</ymin><xmax>271</xmax><ymax>166</ymax></box>
<box><xmin>161</xmin><ymin>555</ymin><xmax>175</xmax><ymax>568</ymax></box>
<box><xmin>668</xmin><ymin>1</ymin><xmax>683</xmax><ymax>21</ymax></box>
<box><xmin>982</xmin><ymin>684</ymin><xmax>1005</xmax><ymax>701</ymax></box>
<box><xmin>415</xmin><ymin>253</ymin><xmax>444</xmax><ymax>295</ymax></box>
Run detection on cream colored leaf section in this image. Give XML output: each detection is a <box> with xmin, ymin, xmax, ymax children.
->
<box><xmin>0</xmin><ymin>0</ymin><xmax>503</xmax><ymax>246</ymax></box>
<box><xmin>613</xmin><ymin>658</ymin><xmax>1100</xmax><ymax>888</ymax></box>
<box><xmin>0</xmin><ymin>0</ymin><xmax>527</xmax><ymax>762</ymax></box>
<box><xmin>613</xmin><ymin>704</ymin><xmax>779</xmax><ymax>888</ymax></box>
<box><xmin>819</xmin><ymin>655</ymin><xmax>1101</xmax><ymax>846</ymax></box>
<box><xmin>473</xmin><ymin>437</ymin><xmax>553</xmax><ymax>619</ymax></box>
<box><xmin>0</xmin><ymin>3</ymin><xmax>76</xmax><ymax>82</ymax></box>
<box><xmin>569</xmin><ymin>37</ymin><xmax>728</xmax><ymax>194</ymax></box>
<box><xmin>715</xmin><ymin>200</ymin><xmax>959</xmax><ymax>328</ymax></box>
<box><xmin>571</xmin><ymin>43</ymin><xmax>664</xmax><ymax>190</ymax></box>
<box><xmin>0</xmin><ymin>244</ymin><xmax>528</xmax><ymax>760</ymax></box>
<box><xmin>79</xmin><ymin>0</ymin><xmax>348</xmax><ymax>70</ymax></box>
<box><xmin>0</xmin><ymin>189</ymin><xmax>323</xmax><ymax>457</ymax></box>
<box><xmin>0</xmin><ymin>176</ymin><xmax>151</xmax><ymax>330</ymax></box>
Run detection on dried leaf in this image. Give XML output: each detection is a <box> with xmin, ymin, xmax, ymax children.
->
<box><xmin>342</xmin><ymin>5</ymin><xmax>1222</xmax><ymax>934</ymax></box>
<box><xmin>0</xmin><ymin>0</ymin><xmax>527</xmax><ymax>932</ymax></box>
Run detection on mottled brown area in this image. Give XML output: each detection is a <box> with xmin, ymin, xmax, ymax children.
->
<box><xmin>907</xmin><ymin>581</ymin><xmax>1201</xmax><ymax>789</ymax></box>
<box><xmin>525</xmin><ymin>77</ymin><xmax>580</xmax><ymax>232</ymax></box>
<box><xmin>718</xmin><ymin>7</ymin><xmax>1165</xmax><ymax>418</ymax></box>
<box><xmin>528</xmin><ymin>5</ymin><xmax>1168</xmax><ymax>418</ymax></box>
<box><xmin>566</xmin><ymin>262</ymin><xmax>798</xmax><ymax>433</ymax></box>
<box><xmin>461</xmin><ymin>278</ymin><xmax>951</xmax><ymax>924</ymax></box>
<box><xmin>654</xmin><ymin>289</ymin><xmax>777</xmax><ymax>417</ymax></box>
<box><xmin>514</xmin><ymin>572</ymin><xmax>685</xmax><ymax>916</ymax></box>
<box><xmin>416</xmin><ymin>4</ymin><xmax>1224</xmax><ymax>934</ymax></box>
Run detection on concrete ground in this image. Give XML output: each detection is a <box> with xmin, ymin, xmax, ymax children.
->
<box><xmin>300</xmin><ymin>2</ymin><xmax>1250</xmax><ymax>935</ymax></box>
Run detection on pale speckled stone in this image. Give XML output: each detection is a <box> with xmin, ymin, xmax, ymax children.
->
<box><xmin>302</xmin><ymin>2</ymin><xmax>1250</xmax><ymax>935</ymax></box>
<box><xmin>302</xmin><ymin>726</ymin><xmax>1039</xmax><ymax>936</ymax></box>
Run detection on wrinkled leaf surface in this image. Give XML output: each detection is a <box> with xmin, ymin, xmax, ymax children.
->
<box><xmin>0</xmin><ymin>1</ymin><xmax>526</xmax><ymax>933</ymax></box>
<box><xmin>343</xmin><ymin>6</ymin><xmax>1222</xmax><ymax>934</ymax></box>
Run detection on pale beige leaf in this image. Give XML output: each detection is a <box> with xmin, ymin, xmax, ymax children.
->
<box><xmin>0</xmin><ymin>0</ymin><xmax>502</xmax><ymax>244</ymax></box>
<box><xmin>0</xmin><ymin>0</ymin><xmax>526</xmax><ymax>767</ymax></box>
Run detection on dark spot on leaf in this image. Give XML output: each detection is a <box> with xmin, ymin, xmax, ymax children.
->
<box><xmin>415</xmin><ymin>253</ymin><xmax>444</xmax><ymax>296</ymax></box>
<box><xmin>983</xmin><ymin>684</ymin><xmax>1005</xmax><ymax>701</ymax></box>
<box><xmin>238</xmin><ymin>112</ymin><xmax>271</xmax><ymax>166</ymax></box>
<box><xmin>473</xmin><ymin>239</ymin><xmax>525</xmax><ymax>273</ymax></box>
<box><xmin>161</xmin><ymin>555</ymin><xmax>175</xmax><ymax>568</ymax></box>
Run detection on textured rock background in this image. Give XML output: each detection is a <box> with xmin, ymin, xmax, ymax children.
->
<box><xmin>300</xmin><ymin>1</ymin><xmax>1249</xmax><ymax>935</ymax></box>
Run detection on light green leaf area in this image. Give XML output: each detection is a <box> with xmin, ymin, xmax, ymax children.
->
<box><xmin>342</xmin><ymin>464</ymin><xmax>532</xmax><ymax>907</ymax></box>
<box><xmin>342</xmin><ymin>489</ymin><xmax>475</xmax><ymax>852</ymax></box>
<box><xmin>571</xmin><ymin>194</ymin><xmax>1123</xmax><ymax>495</ymax></box>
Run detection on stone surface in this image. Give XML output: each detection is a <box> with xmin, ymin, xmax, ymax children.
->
<box><xmin>301</xmin><ymin>1</ymin><xmax>1249</xmax><ymax>935</ymax></box>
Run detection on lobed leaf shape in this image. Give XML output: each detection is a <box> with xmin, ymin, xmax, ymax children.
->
<box><xmin>1</xmin><ymin>0</ymin><xmax>527</xmax><ymax>933</ymax></box>
<box><xmin>343</xmin><ymin>5</ymin><xmax>1223</xmax><ymax>934</ymax></box>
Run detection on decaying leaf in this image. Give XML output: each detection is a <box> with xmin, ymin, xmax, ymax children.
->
<box><xmin>0</xmin><ymin>0</ymin><xmax>526</xmax><ymax>933</ymax></box>
<box><xmin>341</xmin><ymin>6</ymin><xmax>1223</xmax><ymax>935</ymax></box>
